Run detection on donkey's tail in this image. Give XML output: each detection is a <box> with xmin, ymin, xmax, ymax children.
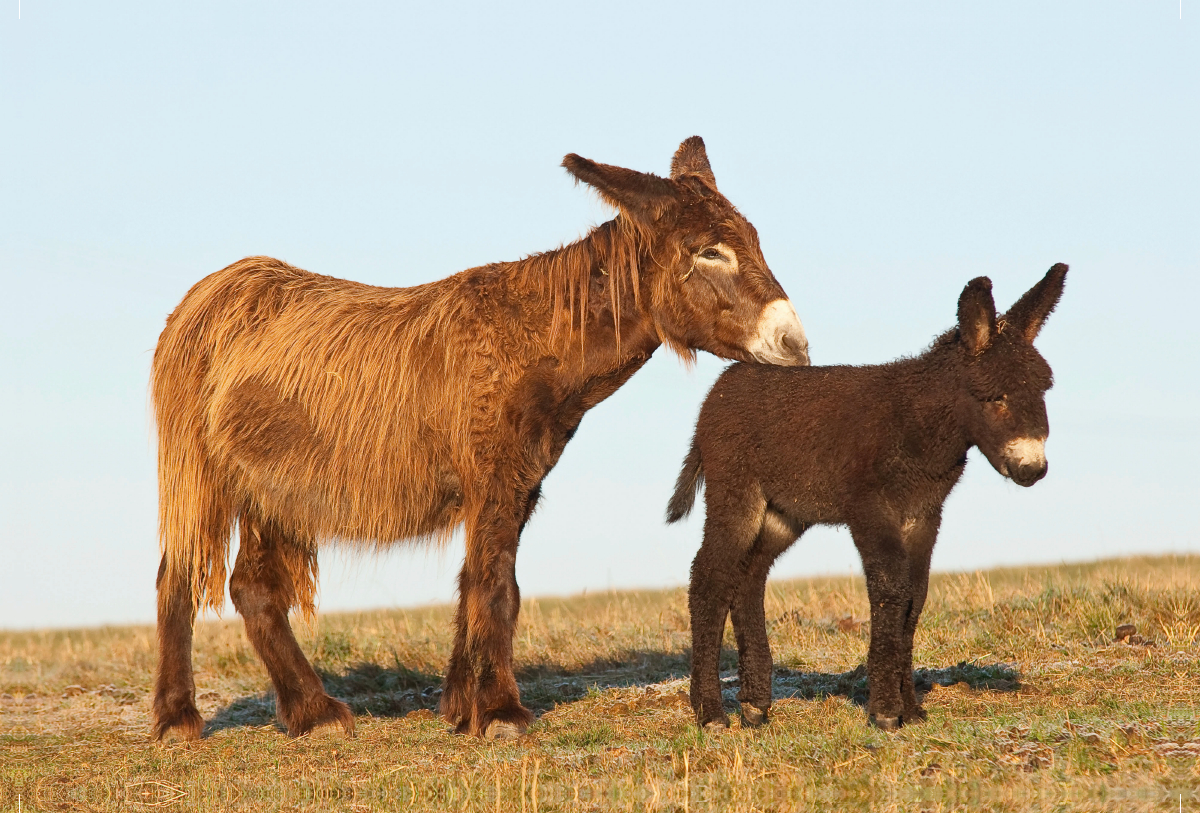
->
<box><xmin>666</xmin><ymin>441</ymin><xmax>704</xmax><ymax>523</ymax></box>
<box><xmin>152</xmin><ymin>269</ymin><xmax>247</xmax><ymax>615</ymax></box>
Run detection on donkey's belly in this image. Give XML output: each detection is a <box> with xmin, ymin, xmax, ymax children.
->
<box><xmin>210</xmin><ymin>377</ymin><xmax>465</xmax><ymax>543</ymax></box>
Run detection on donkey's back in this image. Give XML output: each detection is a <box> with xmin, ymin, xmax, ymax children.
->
<box><xmin>153</xmin><ymin>256</ymin><xmax>487</xmax><ymax>612</ymax></box>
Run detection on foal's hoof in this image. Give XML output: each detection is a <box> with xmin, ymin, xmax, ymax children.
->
<box><xmin>903</xmin><ymin>706</ymin><xmax>929</xmax><ymax>724</ymax></box>
<box><xmin>868</xmin><ymin>714</ymin><xmax>901</xmax><ymax>732</ymax></box>
<box><xmin>484</xmin><ymin>720</ymin><xmax>525</xmax><ymax>741</ymax></box>
<box><xmin>152</xmin><ymin>704</ymin><xmax>204</xmax><ymax>743</ymax></box>
<box><xmin>702</xmin><ymin>718</ymin><xmax>730</xmax><ymax>734</ymax></box>
<box><xmin>740</xmin><ymin>704</ymin><xmax>769</xmax><ymax>728</ymax></box>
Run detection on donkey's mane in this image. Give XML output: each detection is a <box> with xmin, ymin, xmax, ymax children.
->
<box><xmin>511</xmin><ymin>215</ymin><xmax>648</xmax><ymax>355</ymax></box>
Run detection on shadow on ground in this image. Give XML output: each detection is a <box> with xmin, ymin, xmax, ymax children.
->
<box><xmin>203</xmin><ymin>654</ymin><xmax>1020</xmax><ymax>736</ymax></box>
<box><xmin>769</xmin><ymin>661</ymin><xmax>1022</xmax><ymax>709</ymax></box>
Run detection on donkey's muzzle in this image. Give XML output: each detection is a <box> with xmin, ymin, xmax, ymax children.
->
<box><xmin>781</xmin><ymin>332</ymin><xmax>810</xmax><ymax>366</ymax></box>
<box><xmin>748</xmin><ymin>299</ymin><xmax>810</xmax><ymax>367</ymax></box>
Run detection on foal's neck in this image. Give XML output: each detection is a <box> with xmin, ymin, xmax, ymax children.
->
<box><xmin>893</xmin><ymin>346</ymin><xmax>972</xmax><ymax>473</ymax></box>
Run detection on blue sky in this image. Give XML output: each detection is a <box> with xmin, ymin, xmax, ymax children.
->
<box><xmin>1</xmin><ymin>1</ymin><xmax>1197</xmax><ymax>629</ymax></box>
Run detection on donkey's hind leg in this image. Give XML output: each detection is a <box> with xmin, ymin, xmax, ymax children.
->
<box><xmin>729</xmin><ymin>510</ymin><xmax>802</xmax><ymax>727</ymax></box>
<box><xmin>230</xmin><ymin>513</ymin><xmax>353</xmax><ymax>738</ymax></box>
<box><xmin>152</xmin><ymin>555</ymin><xmax>204</xmax><ymax>741</ymax></box>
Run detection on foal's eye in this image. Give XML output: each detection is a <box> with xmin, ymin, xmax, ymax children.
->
<box><xmin>982</xmin><ymin>394</ymin><xmax>1008</xmax><ymax>404</ymax></box>
<box><xmin>700</xmin><ymin>248</ymin><xmax>725</xmax><ymax>261</ymax></box>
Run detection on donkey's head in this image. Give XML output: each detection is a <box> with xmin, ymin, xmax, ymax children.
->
<box><xmin>562</xmin><ymin>137</ymin><xmax>809</xmax><ymax>366</ymax></box>
<box><xmin>954</xmin><ymin>264</ymin><xmax>1067</xmax><ymax>487</ymax></box>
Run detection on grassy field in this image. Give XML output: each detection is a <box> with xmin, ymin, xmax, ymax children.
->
<box><xmin>2</xmin><ymin>555</ymin><xmax>1197</xmax><ymax>811</ymax></box>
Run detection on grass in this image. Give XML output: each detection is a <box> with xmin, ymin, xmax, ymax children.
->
<box><xmin>2</xmin><ymin>555</ymin><xmax>1198</xmax><ymax>811</ymax></box>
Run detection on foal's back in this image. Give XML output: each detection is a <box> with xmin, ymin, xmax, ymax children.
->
<box><xmin>695</xmin><ymin>358</ymin><xmax>946</xmax><ymax>527</ymax></box>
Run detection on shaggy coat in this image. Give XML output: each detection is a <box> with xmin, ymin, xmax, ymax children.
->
<box><xmin>669</xmin><ymin>265</ymin><xmax>1066</xmax><ymax>731</ymax></box>
<box><xmin>151</xmin><ymin>137</ymin><xmax>810</xmax><ymax>742</ymax></box>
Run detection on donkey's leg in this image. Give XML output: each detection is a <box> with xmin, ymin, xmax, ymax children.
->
<box><xmin>852</xmin><ymin>524</ymin><xmax>912</xmax><ymax>731</ymax></box>
<box><xmin>152</xmin><ymin>555</ymin><xmax>204</xmax><ymax>741</ymax></box>
<box><xmin>689</xmin><ymin>489</ymin><xmax>765</xmax><ymax>731</ymax></box>
<box><xmin>442</xmin><ymin>498</ymin><xmax>533</xmax><ymax>739</ymax></box>
<box><xmin>729</xmin><ymin>514</ymin><xmax>802</xmax><ymax>727</ymax></box>
<box><xmin>898</xmin><ymin>518</ymin><xmax>939</xmax><ymax>724</ymax></box>
<box><xmin>441</xmin><ymin>580</ymin><xmax>477</xmax><ymax>734</ymax></box>
<box><xmin>229</xmin><ymin>513</ymin><xmax>353</xmax><ymax>738</ymax></box>
<box><xmin>442</xmin><ymin>484</ymin><xmax>541</xmax><ymax>737</ymax></box>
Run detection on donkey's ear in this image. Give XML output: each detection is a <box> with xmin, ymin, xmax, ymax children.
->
<box><xmin>1004</xmin><ymin>263</ymin><xmax>1068</xmax><ymax>344</ymax></box>
<box><xmin>562</xmin><ymin>154</ymin><xmax>677</xmax><ymax>222</ymax></box>
<box><xmin>957</xmin><ymin>276</ymin><xmax>997</xmax><ymax>355</ymax></box>
<box><xmin>670</xmin><ymin>136</ymin><xmax>717</xmax><ymax>188</ymax></box>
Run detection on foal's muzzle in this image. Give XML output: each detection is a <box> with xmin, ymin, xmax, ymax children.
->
<box><xmin>1001</xmin><ymin>437</ymin><xmax>1048</xmax><ymax>487</ymax></box>
<box><xmin>1008</xmin><ymin>460</ymin><xmax>1048</xmax><ymax>487</ymax></box>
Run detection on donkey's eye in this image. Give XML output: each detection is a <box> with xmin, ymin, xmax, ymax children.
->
<box><xmin>982</xmin><ymin>394</ymin><xmax>1007</xmax><ymax>404</ymax></box>
<box><xmin>700</xmin><ymin>248</ymin><xmax>725</xmax><ymax>261</ymax></box>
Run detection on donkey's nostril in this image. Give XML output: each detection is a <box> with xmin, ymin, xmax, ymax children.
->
<box><xmin>781</xmin><ymin>333</ymin><xmax>810</xmax><ymax>366</ymax></box>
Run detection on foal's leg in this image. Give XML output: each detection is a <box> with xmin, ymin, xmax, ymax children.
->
<box><xmin>689</xmin><ymin>489</ymin><xmax>765</xmax><ymax>730</ymax></box>
<box><xmin>852</xmin><ymin>523</ymin><xmax>912</xmax><ymax>731</ymax></box>
<box><xmin>152</xmin><ymin>555</ymin><xmax>204</xmax><ymax>741</ymax></box>
<box><xmin>729</xmin><ymin>512</ymin><xmax>801</xmax><ymax>727</ymax></box>
<box><xmin>229</xmin><ymin>513</ymin><xmax>353</xmax><ymax>737</ymax></box>
<box><xmin>898</xmin><ymin>518</ymin><xmax>939</xmax><ymax>724</ymax></box>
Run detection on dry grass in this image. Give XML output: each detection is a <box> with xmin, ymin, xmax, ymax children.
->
<box><xmin>2</xmin><ymin>555</ymin><xmax>1198</xmax><ymax>811</ymax></box>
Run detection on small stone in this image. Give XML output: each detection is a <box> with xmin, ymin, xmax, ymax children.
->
<box><xmin>1114</xmin><ymin>624</ymin><xmax>1136</xmax><ymax>642</ymax></box>
<box><xmin>62</xmin><ymin>685</ymin><xmax>85</xmax><ymax>697</ymax></box>
<box><xmin>835</xmin><ymin>616</ymin><xmax>864</xmax><ymax>634</ymax></box>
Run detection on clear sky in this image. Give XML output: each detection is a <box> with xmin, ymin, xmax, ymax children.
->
<box><xmin>1</xmin><ymin>2</ymin><xmax>1196</xmax><ymax>629</ymax></box>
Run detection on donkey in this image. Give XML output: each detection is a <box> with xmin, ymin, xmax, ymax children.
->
<box><xmin>668</xmin><ymin>264</ymin><xmax>1066</xmax><ymax>732</ymax></box>
<box><xmin>151</xmin><ymin>137</ymin><xmax>810</xmax><ymax>742</ymax></box>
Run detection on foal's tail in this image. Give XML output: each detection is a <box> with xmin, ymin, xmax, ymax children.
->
<box><xmin>666</xmin><ymin>442</ymin><xmax>704</xmax><ymax>523</ymax></box>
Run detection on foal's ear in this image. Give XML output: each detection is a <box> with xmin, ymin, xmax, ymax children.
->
<box><xmin>958</xmin><ymin>276</ymin><xmax>997</xmax><ymax>355</ymax></box>
<box><xmin>1004</xmin><ymin>263</ymin><xmax>1068</xmax><ymax>344</ymax></box>
<box><xmin>670</xmin><ymin>136</ymin><xmax>718</xmax><ymax>189</ymax></box>
<box><xmin>562</xmin><ymin>154</ymin><xmax>677</xmax><ymax>222</ymax></box>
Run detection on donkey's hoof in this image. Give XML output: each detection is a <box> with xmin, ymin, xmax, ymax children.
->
<box><xmin>285</xmin><ymin>694</ymin><xmax>355</xmax><ymax>738</ymax></box>
<box><xmin>702</xmin><ymin>718</ymin><xmax>730</xmax><ymax>734</ymax></box>
<box><xmin>484</xmin><ymin>720</ymin><xmax>525</xmax><ymax>741</ymax></box>
<box><xmin>903</xmin><ymin>706</ymin><xmax>929</xmax><ymax>724</ymax></box>
<box><xmin>868</xmin><ymin>714</ymin><xmax>901</xmax><ymax>732</ymax></box>
<box><xmin>152</xmin><ymin>704</ymin><xmax>204</xmax><ymax>743</ymax></box>
<box><xmin>740</xmin><ymin>704</ymin><xmax>769</xmax><ymax>728</ymax></box>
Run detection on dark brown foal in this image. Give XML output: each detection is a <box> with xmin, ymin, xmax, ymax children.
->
<box><xmin>670</xmin><ymin>265</ymin><xmax>1066</xmax><ymax>731</ymax></box>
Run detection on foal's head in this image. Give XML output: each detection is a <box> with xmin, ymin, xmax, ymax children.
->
<box><xmin>563</xmin><ymin>137</ymin><xmax>808</xmax><ymax>366</ymax></box>
<box><xmin>954</xmin><ymin>264</ymin><xmax>1067</xmax><ymax>486</ymax></box>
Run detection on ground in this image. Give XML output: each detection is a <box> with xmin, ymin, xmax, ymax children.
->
<box><xmin>2</xmin><ymin>555</ymin><xmax>1197</xmax><ymax>811</ymax></box>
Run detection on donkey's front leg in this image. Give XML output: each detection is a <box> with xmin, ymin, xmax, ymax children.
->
<box><xmin>442</xmin><ymin>500</ymin><xmax>532</xmax><ymax>739</ymax></box>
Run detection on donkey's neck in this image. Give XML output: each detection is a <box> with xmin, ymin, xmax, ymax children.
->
<box><xmin>505</xmin><ymin>218</ymin><xmax>661</xmax><ymax>376</ymax></box>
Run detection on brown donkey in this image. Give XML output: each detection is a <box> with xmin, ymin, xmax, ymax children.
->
<box><xmin>668</xmin><ymin>264</ymin><xmax>1066</xmax><ymax>732</ymax></box>
<box><xmin>151</xmin><ymin>137</ymin><xmax>810</xmax><ymax>742</ymax></box>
